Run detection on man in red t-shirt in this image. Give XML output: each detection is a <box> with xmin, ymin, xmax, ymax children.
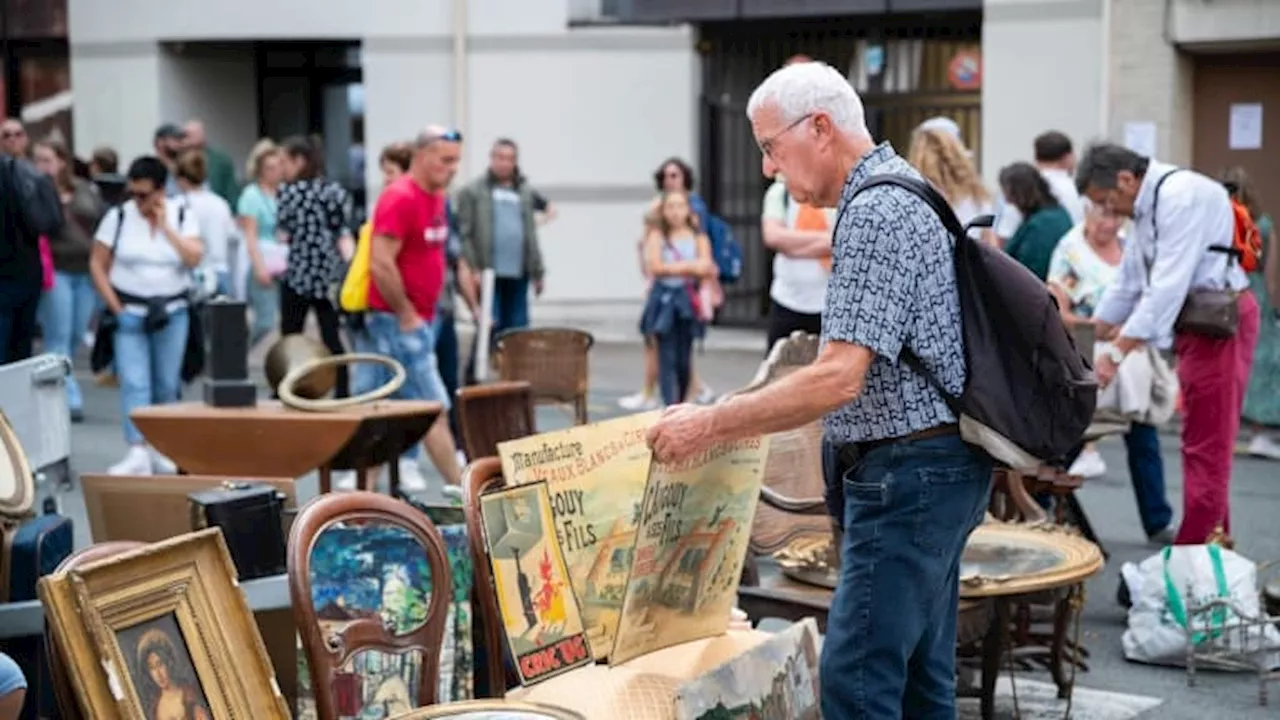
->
<box><xmin>366</xmin><ymin>126</ymin><xmax>464</xmax><ymax>489</ymax></box>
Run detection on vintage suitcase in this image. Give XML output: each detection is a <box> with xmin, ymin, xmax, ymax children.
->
<box><xmin>1</xmin><ymin>410</ymin><xmax>73</xmax><ymax>720</ymax></box>
<box><xmin>189</xmin><ymin>482</ymin><xmax>287</xmax><ymax>580</ymax></box>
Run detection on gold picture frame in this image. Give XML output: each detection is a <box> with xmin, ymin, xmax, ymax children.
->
<box><xmin>39</xmin><ymin>528</ymin><xmax>289</xmax><ymax>720</ymax></box>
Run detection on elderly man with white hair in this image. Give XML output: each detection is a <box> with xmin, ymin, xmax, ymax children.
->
<box><xmin>647</xmin><ymin>62</ymin><xmax>990</xmax><ymax>718</ymax></box>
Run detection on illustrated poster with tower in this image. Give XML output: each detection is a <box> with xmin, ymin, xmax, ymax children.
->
<box><xmin>609</xmin><ymin>436</ymin><xmax>772</xmax><ymax>666</ymax></box>
<box><xmin>479</xmin><ymin>481</ymin><xmax>594</xmax><ymax>685</ymax></box>
<box><xmin>497</xmin><ymin>410</ymin><xmax>661</xmax><ymax>660</ymax></box>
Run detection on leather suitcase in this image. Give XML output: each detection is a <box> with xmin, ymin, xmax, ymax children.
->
<box><xmin>1</xmin><ymin>411</ymin><xmax>73</xmax><ymax>720</ymax></box>
<box><xmin>189</xmin><ymin>482</ymin><xmax>287</xmax><ymax>580</ymax></box>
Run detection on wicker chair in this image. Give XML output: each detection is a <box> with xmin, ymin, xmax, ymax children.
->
<box><xmin>496</xmin><ymin>328</ymin><xmax>593</xmax><ymax>425</ymax></box>
<box><xmin>47</xmin><ymin>541</ymin><xmax>147</xmax><ymax>720</ymax></box>
<box><xmin>456</xmin><ymin>381</ymin><xmax>536</xmax><ymax>461</ymax></box>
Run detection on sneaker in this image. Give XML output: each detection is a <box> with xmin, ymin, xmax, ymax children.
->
<box><xmin>109</xmin><ymin>446</ymin><xmax>153</xmax><ymax>476</ymax></box>
<box><xmin>1147</xmin><ymin>527</ymin><xmax>1176</xmax><ymax>547</ymax></box>
<box><xmin>1068</xmin><ymin>448</ymin><xmax>1107</xmax><ymax>478</ymax></box>
<box><xmin>330</xmin><ymin>470</ymin><xmax>357</xmax><ymax>492</ymax></box>
<box><xmin>148</xmin><ymin>446</ymin><xmax>178</xmax><ymax>474</ymax></box>
<box><xmin>441</xmin><ymin>484</ymin><xmax>464</xmax><ymax>506</ymax></box>
<box><xmin>1247</xmin><ymin>434</ymin><xmax>1280</xmax><ymax>460</ymax></box>
<box><xmin>695</xmin><ymin>384</ymin><xmax>717</xmax><ymax>405</ymax></box>
<box><xmin>618</xmin><ymin>391</ymin><xmax>659</xmax><ymax>411</ymax></box>
<box><xmin>397</xmin><ymin>459</ymin><xmax>429</xmax><ymax>493</ymax></box>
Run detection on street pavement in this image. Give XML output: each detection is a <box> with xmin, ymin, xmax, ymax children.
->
<box><xmin>36</xmin><ymin>336</ymin><xmax>1280</xmax><ymax>719</ymax></box>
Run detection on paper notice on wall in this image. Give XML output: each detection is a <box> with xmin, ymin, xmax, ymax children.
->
<box><xmin>1229</xmin><ymin>103</ymin><xmax>1263</xmax><ymax>150</ymax></box>
<box><xmin>1123</xmin><ymin>121</ymin><xmax>1157</xmax><ymax>158</ymax></box>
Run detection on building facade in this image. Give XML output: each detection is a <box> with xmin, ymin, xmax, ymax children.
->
<box><xmin>61</xmin><ymin>0</ymin><xmax>1280</xmax><ymax>325</ymax></box>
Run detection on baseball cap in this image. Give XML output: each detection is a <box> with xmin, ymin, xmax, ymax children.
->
<box><xmin>154</xmin><ymin>123</ymin><xmax>186</xmax><ymax>141</ymax></box>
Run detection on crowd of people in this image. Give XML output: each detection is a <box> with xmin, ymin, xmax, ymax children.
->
<box><xmin>0</xmin><ymin>117</ymin><xmax>561</xmax><ymax>492</ymax></box>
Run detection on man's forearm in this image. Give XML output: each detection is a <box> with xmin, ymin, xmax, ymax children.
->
<box><xmin>764</xmin><ymin>228</ymin><xmax>830</xmax><ymax>258</ymax></box>
<box><xmin>370</xmin><ymin>262</ymin><xmax>416</xmax><ymax>318</ymax></box>
<box><xmin>709</xmin><ymin>360</ymin><xmax>858</xmax><ymax>445</ymax></box>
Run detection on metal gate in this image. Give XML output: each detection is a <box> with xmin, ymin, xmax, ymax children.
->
<box><xmin>698</xmin><ymin>13</ymin><xmax>983</xmax><ymax>327</ymax></box>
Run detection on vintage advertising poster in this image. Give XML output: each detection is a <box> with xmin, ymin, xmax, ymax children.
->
<box><xmin>609</xmin><ymin>436</ymin><xmax>771</xmax><ymax>666</ymax></box>
<box><xmin>674</xmin><ymin>618</ymin><xmax>821</xmax><ymax>720</ymax></box>
<box><xmin>497</xmin><ymin>410</ymin><xmax>661</xmax><ymax>660</ymax></box>
<box><xmin>479</xmin><ymin>482</ymin><xmax>594</xmax><ymax>685</ymax></box>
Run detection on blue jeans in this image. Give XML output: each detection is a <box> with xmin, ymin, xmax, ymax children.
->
<box><xmin>493</xmin><ymin>276</ymin><xmax>530</xmax><ymax>336</ymax></box>
<box><xmin>824</xmin><ymin>433</ymin><xmax>992</xmax><ymax>719</ymax></box>
<box><xmin>115</xmin><ymin>307</ymin><xmax>189</xmax><ymax>445</ymax></box>
<box><xmin>1123</xmin><ymin>423</ymin><xmax>1172</xmax><ymax>536</ymax></box>
<box><xmin>656</xmin><ymin>317</ymin><xmax>696</xmax><ymax>406</ymax></box>
<box><xmin>0</xmin><ymin>651</ymin><xmax>25</xmax><ymax>697</ymax></box>
<box><xmin>38</xmin><ymin>272</ymin><xmax>98</xmax><ymax>410</ymax></box>
<box><xmin>246</xmin><ymin>277</ymin><xmax>279</xmax><ymax>347</ymax></box>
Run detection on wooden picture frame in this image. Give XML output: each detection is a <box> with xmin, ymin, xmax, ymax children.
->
<box><xmin>39</xmin><ymin>528</ymin><xmax>290</xmax><ymax>720</ymax></box>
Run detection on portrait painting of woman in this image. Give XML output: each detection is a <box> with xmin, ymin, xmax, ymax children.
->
<box><xmin>119</xmin><ymin>614</ymin><xmax>213</xmax><ymax>720</ymax></box>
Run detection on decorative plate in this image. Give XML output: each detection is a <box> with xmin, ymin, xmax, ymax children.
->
<box><xmin>960</xmin><ymin>522</ymin><xmax>1105</xmax><ymax>598</ymax></box>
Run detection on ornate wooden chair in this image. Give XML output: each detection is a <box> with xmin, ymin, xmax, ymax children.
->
<box><xmin>46</xmin><ymin>541</ymin><xmax>147</xmax><ymax>720</ymax></box>
<box><xmin>288</xmin><ymin>491</ymin><xmax>453</xmax><ymax>718</ymax></box>
<box><xmin>456</xmin><ymin>381</ymin><xmax>536</xmax><ymax>461</ymax></box>
<box><xmin>496</xmin><ymin>328</ymin><xmax>593</xmax><ymax>425</ymax></box>
<box><xmin>461</xmin><ymin>457</ymin><xmax>512</xmax><ymax>698</ymax></box>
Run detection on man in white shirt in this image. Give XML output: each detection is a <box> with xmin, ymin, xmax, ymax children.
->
<box><xmin>761</xmin><ymin>175</ymin><xmax>833</xmax><ymax>350</ymax></box>
<box><xmin>996</xmin><ymin>131</ymin><xmax>1085</xmax><ymax>240</ymax></box>
<box><xmin>1079</xmin><ymin>143</ymin><xmax>1260</xmax><ymax>546</ymax></box>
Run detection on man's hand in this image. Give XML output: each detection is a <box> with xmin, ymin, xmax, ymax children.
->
<box><xmin>534</xmin><ymin>278</ymin><xmax>545</xmax><ymax>297</ymax></box>
<box><xmin>1094</xmin><ymin>354</ymin><xmax>1118</xmax><ymax>389</ymax></box>
<box><xmin>647</xmin><ymin>404</ymin><xmax>718</xmax><ymax>465</ymax></box>
<box><xmin>398</xmin><ymin>311</ymin><xmax>424</xmax><ymax>333</ymax></box>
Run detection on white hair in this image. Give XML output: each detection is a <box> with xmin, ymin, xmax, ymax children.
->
<box><xmin>746</xmin><ymin>62</ymin><xmax>869</xmax><ymax>140</ymax></box>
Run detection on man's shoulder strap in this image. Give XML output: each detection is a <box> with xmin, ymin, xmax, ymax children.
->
<box><xmin>1149</xmin><ymin>167</ymin><xmax>1184</xmax><ymax>230</ymax></box>
<box><xmin>852</xmin><ymin>174</ymin><xmax>967</xmax><ymax>239</ymax></box>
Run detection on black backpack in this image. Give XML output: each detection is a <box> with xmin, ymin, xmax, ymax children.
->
<box><xmin>851</xmin><ymin>175</ymin><xmax>1097</xmax><ymax>467</ymax></box>
<box><xmin>1</xmin><ymin>154</ymin><xmax>64</xmax><ymax>239</ymax></box>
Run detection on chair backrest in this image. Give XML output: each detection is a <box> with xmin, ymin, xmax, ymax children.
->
<box><xmin>461</xmin><ymin>457</ymin><xmax>511</xmax><ymax>698</ymax></box>
<box><xmin>288</xmin><ymin>491</ymin><xmax>452</xmax><ymax>717</ymax></box>
<box><xmin>456</xmin><ymin>381</ymin><xmax>536</xmax><ymax>461</ymax></box>
<box><xmin>47</xmin><ymin>541</ymin><xmax>147</xmax><ymax>720</ymax></box>
<box><xmin>496</xmin><ymin>328</ymin><xmax>593</xmax><ymax>403</ymax></box>
<box><xmin>721</xmin><ymin>331</ymin><xmax>829</xmax><ymax>555</ymax></box>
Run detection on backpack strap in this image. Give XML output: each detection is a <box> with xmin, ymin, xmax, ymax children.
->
<box><xmin>848</xmin><ymin>174</ymin><xmax>974</xmax><ymax>412</ymax></box>
<box><xmin>110</xmin><ymin>204</ymin><xmax>126</xmax><ymax>257</ymax></box>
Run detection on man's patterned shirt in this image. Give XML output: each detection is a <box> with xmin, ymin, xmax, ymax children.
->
<box><xmin>821</xmin><ymin>142</ymin><xmax>966</xmax><ymax>444</ymax></box>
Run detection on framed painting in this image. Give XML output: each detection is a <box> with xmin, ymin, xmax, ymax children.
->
<box><xmin>39</xmin><ymin>528</ymin><xmax>290</xmax><ymax>720</ymax></box>
<box><xmin>478</xmin><ymin>482</ymin><xmax>594</xmax><ymax>685</ymax></box>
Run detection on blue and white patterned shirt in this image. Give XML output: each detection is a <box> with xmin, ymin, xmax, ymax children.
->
<box><xmin>821</xmin><ymin>143</ymin><xmax>966</xmax><ymax>444</ymax></box>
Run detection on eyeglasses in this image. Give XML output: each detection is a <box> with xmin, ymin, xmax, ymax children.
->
<box><xmin>1</xmin><ymin>129</ymin><xmax>25</xmax><ymax>140</ymax></box>
<box><xmin>759</xmin><ymin>114</ymin><xmax>813</xmax><ymax>158</ymax></box>
<box><xmin>423</xmin><ymin>128</ymin><xmax>463</xmax><ymax>145</ymax></box>
<box><xmin>130</xmin><ymin>189</ymin><xmax>156</xmax><ymax>202</ymax></box>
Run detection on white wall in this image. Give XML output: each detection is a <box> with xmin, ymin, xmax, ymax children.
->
<box><xmin>981</xmin><ymin>0</ymin><xmax>1106</xmax><ymax>182</ymax></box>
<box><xmin>1108</xmin><ymin>0</ymin><xmax>1195</xmax><ymax>165</ymax></box>
<box><xmin>68</xmin><ymin>0</ymin><xmax>698</xmax><ymax>314</ymax></box>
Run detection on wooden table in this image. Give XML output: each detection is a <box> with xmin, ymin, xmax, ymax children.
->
<box><xmin>131</xmin><ymin>400</ymin><xmax>442</xmax><ymax>494</ymax></box>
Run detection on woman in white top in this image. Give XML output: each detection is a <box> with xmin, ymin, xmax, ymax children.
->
<box><xmin>89</xmin><ymin>156</ymin><xmax>203</xmax><ymax>476</ymax></box>
<box><xmin>907</xmin><ymin>126</ymin><xmax>998</xmax><ymax>245</ymax></box>
<box><xmin>174</xmin><ymin>150</ymin><xmax>237</xmax><ymax>297</ymax></box>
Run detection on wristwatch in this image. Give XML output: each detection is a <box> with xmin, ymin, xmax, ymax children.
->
<box><xmin>1104</xmin><ymin>344</ymin><xmax>1126</xmax><ymax>365</ymax></box>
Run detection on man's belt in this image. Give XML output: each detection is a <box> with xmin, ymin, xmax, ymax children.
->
<box><xmin>837</xmin><ymin>423</ymin><xmax>960</xmax><ymax>467</ymax></box>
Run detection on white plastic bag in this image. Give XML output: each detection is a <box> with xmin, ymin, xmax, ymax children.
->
<box><xmin>1121</xmin><ymin>544</ymin><xmax>1280</xmax><ymax>668</ymax></box>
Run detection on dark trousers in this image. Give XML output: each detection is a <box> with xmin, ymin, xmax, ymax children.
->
<box><xmin>766</xmin><ymin>299</ymin><xmax>822</xmax><ymax>354</ymax></box>
<box><xmin>0</xmin><ymin>274</ymin><xmax>42</xmax><ymax>363</ymax></box>
<box><xmin>279</xmin><ymin>283</ymin><xmax>349</xmax><ymax>398</ymax></box>
<box><xmin>434</xmin><ymin>308</ymin><xmax>461</xmax><ymax>439</ymax></box>
<box><xmin>656</xmin><ymin>318</ymin><xmax>696</xmax><ymax>406</ymax></box>
<box><xmin>823</xmin><ymin>434</ymin><xmax>993</xmax><ymax>718</ymax></box>
<box><xmin>1122</xmin><ymin>422</ymin><xmax>1173</xmax><ymax>537</ymax></box>
<box><xmin>464</xmin><ymin>275</ymin><xmax>531</xmax><ymax>385</ymax></box>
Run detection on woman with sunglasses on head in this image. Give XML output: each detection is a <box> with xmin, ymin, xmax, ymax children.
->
<box><xmin>276</xmin><ymin>135</ymin><xmax>354</xmax><ymax>397</ymax></box>
<box><xmin>619</xmin><ymin>158</ymin><xmax>719</xmax><ymax>411</ymax></box>
<box><xmin>90</xmin><ymin>156</ymin><xmax>203</xmax><ymax>475</ymax></box>
<box><xmin>32</xmin><ymin>137</ymin><xmax>106</xmax><ymax>422</ymax></box>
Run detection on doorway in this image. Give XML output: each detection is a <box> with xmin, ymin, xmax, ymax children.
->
<box><xmin>256</xmin><ymin>41</ymin><xmax>367</xmax><ymax>215</ymax></box>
